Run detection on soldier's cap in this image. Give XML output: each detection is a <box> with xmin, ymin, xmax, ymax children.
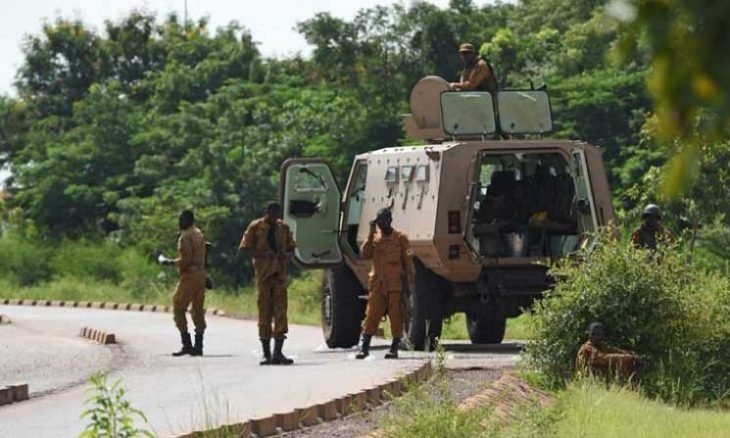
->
<box><xmin>266</xmin><ymin>201</ymin><xmax>281</xmax><ymax>212</ymax></box>
<box><xmin>642</xmin><ymin>203</ymin><xmax>662</xmax><ymax>219</ymax></box>
<box><xmin>376</xmin><ymin>208</ymin><xmax>392</xmax><ymax>222</ymax></box>
<box><xmin>587</xmin><ymin>322</ymin><xmax>606</xmax><ymax>337</ymax></box>
<box><xmin>458</xmin><ymin>43</ymin><xmax>475</xmax><ymax>53</ymax></box>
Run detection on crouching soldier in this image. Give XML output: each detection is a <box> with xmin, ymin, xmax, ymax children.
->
<box><xmin>356</xmin><ymin>208</ymin><xmax>415</xmax><ymax>360</ymax></box>
<box><xmin>239</xmin><ymin>202</ymin><xmax>297</xmax><ymax>365</ymax></box>
<box><xmin>576</xmin><ymin>322</ymin><xmax>645</xmax><ymax>381</ymax></box>
<box><xmin>161</xmin><ymin>210</ymin><xmax>208</xmax><ymax>357</ymax></box>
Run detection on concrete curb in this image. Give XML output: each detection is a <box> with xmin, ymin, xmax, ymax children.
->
<box><xmin>181</xmin><ymin>360</ymin><xmax>433</xmax><ymax>437</ymax></box>
<box><xmin>0</xmin><ymin>384</ymin><xmax>30</xmax><ymax>406</ymax></box>
<box><xmin>79</xmin><ymin>327</ymin><xmax>116</xmax><ymax>345</ymax></box>
<box><xmin>0</xmin><ymin>298</ymin><xmax>224</xmax><ymax>316</ymax></box>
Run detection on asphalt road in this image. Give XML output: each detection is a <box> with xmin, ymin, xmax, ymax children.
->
<box><xmin>0</xmin><ymin>305</ymin><xmax>520</xmax><ymax>437</ymax></box>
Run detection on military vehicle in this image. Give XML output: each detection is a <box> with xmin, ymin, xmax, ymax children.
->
<box><xmin>280</xmin><ymin>76</ymin><xmax>616</xmax><ymax>350</ymax></box>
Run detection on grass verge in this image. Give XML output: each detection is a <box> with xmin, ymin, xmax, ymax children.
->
<box><xmin>539</xmin><ymin>381</ymin><xmax>730</xmax><ymax>438</ymax></box>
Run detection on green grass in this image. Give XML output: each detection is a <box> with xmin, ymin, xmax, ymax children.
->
<box><xmin>377</xmin><ymin>370</ymin><xmax>730</xmax><ymax>438</ymax></box>
<box><xmin>0</xmin><ymin>270</ymin><xmax>324</xmax><ymax>327</ymax></box>
<box><xmin>441</xmin><ymin>313</ymin><xmax>532</xmax><ymax>341</ymax></box>
<box><xmin>0</xmin><ymin>269</ymin><xmax>534</xmax><ymax>341</ymax></box>
<box><xmin>541</xmin><ymin>381</ymin><xmax>730</xmax><ymax>438</ymax></box>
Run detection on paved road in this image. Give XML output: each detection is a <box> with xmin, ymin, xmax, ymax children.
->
<box><xmin>0</xmin><ymin>305</ymin><xmax>519</xmax><ymax>437</ymax></box>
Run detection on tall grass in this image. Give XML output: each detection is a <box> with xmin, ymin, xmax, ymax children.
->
<box><xmin>544</xmin><ymin>380</ymin><xmax>730</xmax><ymax>438</ymax></box>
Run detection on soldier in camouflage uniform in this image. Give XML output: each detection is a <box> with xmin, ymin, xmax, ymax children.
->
<box><xmin>576</xmin><ymin>322</ymin><xmax>643</xmax><ymax>380</ymax></box>
<box><xmin>161</xmin><ymin>210</ymin><xmax>208</xmax><ymax>357</ymax></box>
<box><xmin>449</xmin><ymin>43</ymin><xmax>499</xmax><ymax>93</ymax></box>
<box><xmin>631</xmin><ymin>204</ymin><xmax>675</xmax><ymax>250</ymax></box>
<box><xmin>356</xmin><ymin>208</ymin><xmax>415</xmax><ymax>360</ymax></box>
<box><xmin>239</xmin><ymin>202</ymin><xmax>297</xmax><ymax>365</ymax></box>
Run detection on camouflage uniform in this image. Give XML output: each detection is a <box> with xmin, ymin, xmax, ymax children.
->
<box><xmin>459</xmin><ymin>58</ymin><xmax>498</xmax><ymax>93</ymax></box>
<box><xmin>576</xmin><ymin>340</ymin><xmax>640</xmax><ymax>379</ymax></box>
<box><xmin>239</xmin><ymin>218</ymin><xmax>296</xmax><ymax>340</ymax></box>
<box><xmin>360</xmin><ymin>229</ymin><xmax>415</xmax><ymax>338</ymax></box>
<box><xmin>173</xmin><ymin>226</ymin><xmax>208</xmax><ymax>334</ymax></box>
<box><xmin>631</xmin><ymin>223</ymin><xmax>675</xmax><ymax>250</ymax></box>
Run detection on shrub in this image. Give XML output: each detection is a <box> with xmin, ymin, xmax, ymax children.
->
<box><xmin>51</xmin><ymin>240</ymin><xmax>123</xmax><ymax>283</ymax></box>
<box><xmin>524</xmin><ymin>232</ymin><xmax>730</xmax><ymax>405</ymax></box>
<box><xmin>80</xmin><ymin>374</ymin><xmax>153</xmax><ymax>438</ymax></box>
<box><xmin>0</xmin><ymin>235</ymin><xmax>53</xmax><ymax>286</ymax></box>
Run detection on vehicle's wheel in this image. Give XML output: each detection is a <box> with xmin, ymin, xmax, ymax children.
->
<box><xmin>408</xmin><ymin>259</ymin><xmax>446</xmax><ymax>351</ymax></box>
<box><xmin>322</xmin><ymin>266</ymin><xmax>366</xmax><ymax>348</ymax></box>
<box><xmin>466</xmin><ymin>309</ymin><xmax>506</xmax><ymax>344</ymax></box>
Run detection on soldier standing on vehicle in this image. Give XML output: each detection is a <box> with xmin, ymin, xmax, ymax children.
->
<box><xmin>449</xmin><ymin>43</ymin><xmax>499</xmax><ymax>93</ymax></box>
<box><xmin>160</xmin><ymin>210</ymin><xmax>208</xmax><ymax>357</ymax></box>
<box><xmin>239</xmin><ymin>202</ymin><xmax>297</xmax><ymax>365</ymax></box>
<box><xmin>356</xmin><ymin>208</ymin><xmax>415</xmax><ymax>360</ymax></box>
<box><xmin>631</xmin><ymin>204</ymin><xmax>676</xmax><ymax>250</ymax></box>
<box><xmin>576</xmin><ymin>322</ymin><xmax>644</xmax><ymax>380</ymax></box>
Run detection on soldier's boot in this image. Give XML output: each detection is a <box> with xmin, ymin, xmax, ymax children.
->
<box><xmin>260</xmin><ymin>339</ymin><xmax>272</xmax><ymax>365</ymax></box>
<box><xmin>272</xmin><ymin>338</ymin><xmax>294</xmax><ymax>365</ymax></box>
<box><xmin>356</xmin><ymin>334</ymin><xmax>372</xmax><ymax>360</ymax></box>
<box><xmin>192</xmin><ymin>331</ymin><xmax>204</xmax><ymax>356</ymax></box>
<box><xmin>384</xmin><ymin>338</ymin><xmax>400</xmax><ymax>359</ymax></box>
<box><xmin>172</xmin><ymin>332</ymin><xmax>194</xmax><ymax>357</ymax></box>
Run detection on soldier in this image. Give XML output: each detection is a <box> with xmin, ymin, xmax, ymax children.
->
<box><xmin>356</xmin><ymin>208</ymin><xmax>415</xmax><ymax>360</ymax></box>
<box><xmin>631</xmin><ymin>204</ymin><xmax>676</xmax><ymax>250</ymax></box>
<box><xmin>576</xmin><ymin>322</ymin><xmax>643</xmax><ymax>380</ymax></box>
<box><xmin>449</xmin><ymin>43</ymin><xmax>499</xmax><ymax>93</ymax></box>
<box><xmin>161</xmin><ymin>210</ymin><xmax>208</xmax><ymax>357</ymax></box>
<box><xmin>239</xmin><ymin>202</ymin><xmax>297</xmax><ymax>365</ymax></box>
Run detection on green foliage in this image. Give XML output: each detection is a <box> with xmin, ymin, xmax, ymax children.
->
<box><xmin>1</xmin><ymin>2</ymin><xmax>727</xmax><ymax>288</ymax></box>
<box><xmin>0</xmin><ymin>235</ymin><xmax>52</xmax><ymax>286</ymax></box>
<box><xmin>80</xmin><ymin>374</ymin><xmax>153</xmax><ymax>438</ymax></box>
<box><xmin>524</xmin><ymin>233</ymin><xmax>730</xmax><ymax>405</ymax></box>
<box><xmin>542</xmin><ymin>379</ymin><xmax>730</xmax><ymax>436</ymax></box>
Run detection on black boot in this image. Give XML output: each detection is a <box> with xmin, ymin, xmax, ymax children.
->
<box><xmin>192</xmin><ymin>331</ymin><xmax>204</xmax><ymax>356</ymax></box>
<box><xmin>356</xmin><ymin>334</ymin><xmax>372</xmax><ymax>360</ymax></box>
<box><xmin>272</xmin><ymin>338</ymin><xmax>294</xmax><ymax>365</ymax></box>
<box><xmin>385</xmin><ymin>338</ymin><xmax>400</xmax><ymax>359</ymax></box>
<box><xmin>260</xmin><ymin>339</ymin><xmax>272</xmax><ymax>365</ymax></box>
<box><xmin>172</xmin><ymin>332</ymin><xmax>194</xmax><ymax>357</ymax></box>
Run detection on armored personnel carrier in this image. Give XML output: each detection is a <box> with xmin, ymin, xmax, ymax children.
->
<box><xmin>280</xmin><ymin>76</ymin><xmax>615</xmax><ymax>349</ymax></box>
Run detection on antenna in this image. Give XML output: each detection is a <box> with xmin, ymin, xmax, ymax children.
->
<box><xmin>184</xmin><ymin>0</ymin><xmax>188</xmax><ymax>27</ymax></box>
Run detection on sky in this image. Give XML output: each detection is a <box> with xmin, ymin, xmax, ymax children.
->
<box><xmin>0</xmin><ymin>0</ymin><xmax>457</xmax><ymax>94</ymax></box>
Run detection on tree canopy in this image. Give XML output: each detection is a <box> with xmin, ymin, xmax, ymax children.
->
<box><xmin>1</xmin><ymin>1</ymin><xmax>727</xmax><ymax>285</ymax></box>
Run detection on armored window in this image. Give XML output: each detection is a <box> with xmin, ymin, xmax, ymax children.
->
<box><xmin>440</xmin><ymin>92</ymin><xmax>496</xmax><ymax>136</ymax></box>
<box><xmin>415</xmin><ymin>165</ymin><xmax>429</xmax><ymax>182</ymax></box>
<box><xmin>400</xmin><ymin>165</ymin><xmax>414</xmax><ymax>182</ymax></box>
<box><xmin>497</xmin><ymin>90</ymin><xmax>553</xmax><ymax>134</ymax></box>
<box><xmin>293</xmin><ymin>167</ymin><xmax>328</xmax><ymax>192</ymax></box>
<box><xmin>385</xmin><ymin>166</ymin><xmax>399</xmax><ymax>183</ymax></box>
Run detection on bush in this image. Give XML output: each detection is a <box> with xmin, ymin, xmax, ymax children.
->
<box><xmin>0</xmin><ymin>235</ymin><xmax>53</xmax><ymax>286</ymax></box>
<box><xmin>118</xmin><ymin>248</ymin><xmax>166</xmax><ymax>299</ymax></box>
<box><xmin>51</xmin><ymin>240</ymin><xmax>124</xmax><ymax>283</ymax></box>
<box><xmin>524</xmin><ymin>232</ymin><xmax>730</xmax><ymax>405</ymax></box>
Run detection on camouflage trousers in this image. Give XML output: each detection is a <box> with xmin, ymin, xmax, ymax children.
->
<box><xmin>173</xmin><ymin>270</ymin><xmax>207</xmax><ymax>334</ymax></box>
<box><xmin>362</xmin><ymin>289</ymin><xmax>403</xmax><ymax>338</ymax></box>
<box><xmin>257</xmin><ymin>274</ymin><xmax>289</xmax><ymax>340</ymax></box>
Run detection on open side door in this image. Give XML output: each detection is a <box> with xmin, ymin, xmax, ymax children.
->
<box><xmin>572</xmin><ymin>149</ymin><xmax>599</xmax><ymax>249</ymax></box>
<box><xmin>280</xmin><ymin>158</ymin><xmax>343</xmax><ymax>267</ymax></box>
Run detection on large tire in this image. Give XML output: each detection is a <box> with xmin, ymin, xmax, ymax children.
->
<box><xmin>321</xmin><ymin>266</ymin><xmax>366</xmax><ymax>348</ymax></box>
<box><xmin>408</xmin><ymin>259</ymin><xmax>446</xmax><ymax>351</ymax></box>
<box><xmin>466</xmin><ymin>310</ymin><xmax>506</xmax><ymax>344</ymax></box>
